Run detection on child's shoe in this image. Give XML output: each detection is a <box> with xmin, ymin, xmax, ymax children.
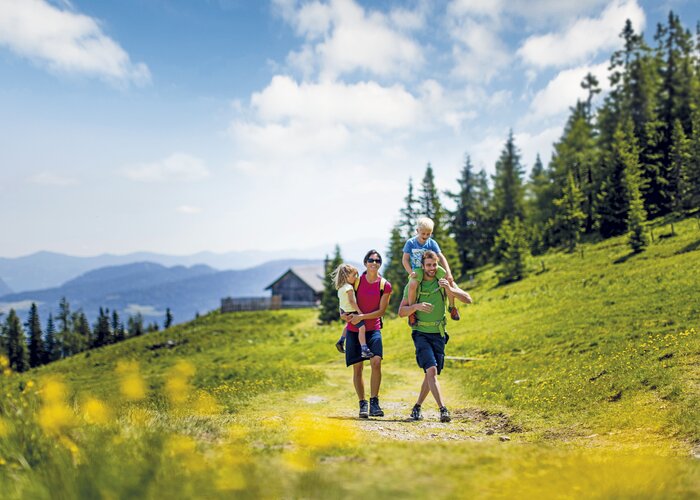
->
<box><xmin>361</xmin><ymin>345</ymin><xmax>374</xmax><ymax>358</ymax></box>
<box><xmin>335</xmin><ymin>338</ymin><xmax>345</xmax><ymax>353</ymax></box>
<box><xmin>449</xmin><ymin>306</ymin><xmax>460</xmax><ymax>321</ymax></box>
<box><xmin>408</xmin><ymin>312</ymin><xmax>418</xmax><ymax>327</ymax></box>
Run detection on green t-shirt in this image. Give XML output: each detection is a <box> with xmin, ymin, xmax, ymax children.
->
<box><xmin>403</xmin><ymin>278</ymin><xmax>446</xmax><ymax>333</ymax></box>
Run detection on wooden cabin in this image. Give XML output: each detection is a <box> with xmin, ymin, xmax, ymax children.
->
<box><xmin>265</xmin><ymin>265</ymin><xmax>324</xmax><ymax>308</ymax></box>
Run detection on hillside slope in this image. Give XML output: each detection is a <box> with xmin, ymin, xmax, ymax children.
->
<box><xmin>1</xmin><ymin>217</ymin><xmax>698</xmax><ymax>498</ymax></box>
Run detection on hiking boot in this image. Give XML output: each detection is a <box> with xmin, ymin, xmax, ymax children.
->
<box><xmin>449</xmin><ymin>306</ymin><xmax>461</xmax><ymax>321</ymax></box>
<box><xmin>335</xmin><ymin>338</ymin><xmax>345</xmax><ymax>353</ymax></box>
<box><xmin>410</xmin><ymin>404</ymin><xmax>423</xmax><ymax>421</ymax></box>
<box><xmin>439</xmin><ymin>406</ymin><xmax>451</xmax><ymax>423</ymax></box>
<box><xmin>409</xmin><ymin>312</ymin><xmax>417</xmax><ymax>327</ymax></box>
<box><xmin>361</xmin><ymin>345</ymin><xmax>374</xmax><ymax>359</ymax></box>
<box><xmin>359</xmin><ymin>400</ymin><xmax>369</xmax><ymax>418</ymax></box>
<box><xmin>369</xmin><ymin>397</ymin><xmax>384</xmax><ymax>417</ymax></box>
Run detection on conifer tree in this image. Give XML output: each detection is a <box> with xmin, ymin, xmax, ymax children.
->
<box><xmin>164</xmin><ymin>308</ymin><xmax>174</xmax><ymax>330</ymax></box>
<box><xmin>128</xmin><ymin>313</ymin><xmax>144</xmax><ymax>337</ymax></box>
<box><xmin>418</xmin><ymin>164</ymin><xmax>459</xmax><ymax>271</ymax></box>
<box><xmin>112</xmin><ymin>310</ymin><xmax>125</xmax><ymax>342</ymax></box>
<box><xmin>683</xmin><ymin>109</ymin><xmax>700</xmax><ymax>209</ymax></box>
<box><xmin>44</xmin><ymin>313</ymin><xmax>60</xmax><ymax>363</ymax></box>
<box><xmin>446</xmin><ymin>155</ymin><xmax>482</xmax><ymax>274</ymax></box>
<box><xmin>57</xmin><ymin>297</ymin><xmax>71</xmax><ymax>358</ymax></box>
<box><xmin>26</xmin><ymin>303</ymin><xmax>44</xmax><ymax>368</ymax></box>
<box><xmin>5</xmin><ymin>309</ymin><xmax>28</xmax><ymax>372</ymax></box>
<box><xmin>384</xmin><ymin>224</ymin><xmax>407</xmax><ymax>311</ymax></box>
<box><xmin>71</xmin><ymin>311</ymin><xmax>90</xmax><ymax>354</ymax></box>
<box><xmin>597</xmin><ymin>122</ymin><xmax>637</xmax><ymax>238</ymax></box>
<box><xmin>319</xmin><ymin>246</ymin><xmax>343</xmax><ymax>324</ymax></box>
<box><xmin>552</xmin><ymin>171</ymin><xmax>586</xmax><ymax>252</ymax></box>
<box><xmin>626</xmin><ymin>166</ymin><xmax>649</xmax><ymax>253</ymax></box>
<box><xmin>399</xmin><ymin>178</ymin><xmax>418</xmax><ymax>239</ymax></box>
<box><xmin>492</xmin><ymin>131</ymin><xmax>525</xmax><ymax>228</ymax></box>
<box><xmin>670</xmin><ymin>119</ymin><xmax>691</xmax><ymax>216</ymax></box>
<box><xmin>493</xmin><ymin>218</ymin><xmax>530</xmax><ymax>285</ymax></box>
<box><xmin>525</xmin><ymin>154</ymin><xmax>554</xmax><ymax>254</ymax></box>
<box><xmin>93</xmin><ymin>307</ymin><xmax>111</xmax><ymax>347</ymax></box>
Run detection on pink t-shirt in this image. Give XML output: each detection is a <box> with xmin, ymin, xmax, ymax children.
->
<box><xmin>346</xmin><ymin>273</ymin><xmax>392</xmax><ymax>333</ymax></box>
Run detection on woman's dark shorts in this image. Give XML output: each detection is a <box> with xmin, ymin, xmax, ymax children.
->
<box><xmin>412</xmin><ymin>331</ymin><xmax>446</xmax><ymax>374</ymax></box>
<box><xmin>346</xmin><ymin>330</ymin><xmax>383</xmax><ymax>366</ymax></box>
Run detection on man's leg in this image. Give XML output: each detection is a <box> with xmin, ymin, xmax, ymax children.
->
<box><xmin>416</xmin><ymin>374</ymin><xmax>430</xmax><ymax>406</ymax></box>
<box><xmin>425</xmin><ymin>366</ymin><xmax>445</xmax><ymax>408</ymax></box>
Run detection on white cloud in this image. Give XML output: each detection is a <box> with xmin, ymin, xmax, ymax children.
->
<box><xmin>0</xmin><ymin>0</ymin><xmax>150</xmax><ymax>85</ymax></box>
<box><xmin>250</xmin><ymin>75</ymin><xmax>421</xmax><ymax>129</ymax></box>
<box><xmin>123</xmin><ymin>153</ymin><xmax>210</xmax><ymax>183</ymax></box>
<box><xmin>28</xmin><ymin>171</ymin><xmax>78</xmax><ymax>186</ymax></box>
<box><xmin>514</xmin><ymin>126</ymin><xmax>564</xmax><ymax>170</ymax></box>
<box><xmin>448</xmin><ymin>17</ymin><xmax>511</xmax><ymax>83</ymax></box>
<box><xmin>518</xmin><ymin>0</ymin><xmax>645</xmax><ymax>68</ymax></box>
<box><xmin>279</xmin><ymin>0</ymin><xmax>424</xmax><ymax>79</ymax></box>
<box><xmin>177</xmin><ymin>205</ymin><xmax>202</xmax><ymax>214</ymax></box>
<box><xmin>527</xmin><ymin>62</ymin><xmax>609</xmax><ymax>121</ymax></box>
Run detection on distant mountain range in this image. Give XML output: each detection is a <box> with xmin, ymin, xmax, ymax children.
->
<box><xmin>0</xmin><ymin>277</ymin><xmax>11</xmax><ymax>296</ymax></box>
<box><xmin>0</xmin><ymin>259</ymin><xmax>324</xmax><ymax>325</ymax></box>
<box><xmin>0</xmin><ymin>238</ymin><xmax>378</xmax><ymax>292</ymax></box>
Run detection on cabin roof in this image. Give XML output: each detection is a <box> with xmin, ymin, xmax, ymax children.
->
<box><xmin>265</xmin><ymin>265</ymin><xmax>325</xmax><ymax>294</ymax></box>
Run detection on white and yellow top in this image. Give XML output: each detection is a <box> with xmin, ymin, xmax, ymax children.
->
<box><xmin>337</xmin><ymin>283</ymin><xmax>357</xmax><ymax>312</ymax></box>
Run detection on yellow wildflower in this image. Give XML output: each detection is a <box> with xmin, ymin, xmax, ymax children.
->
<box><xmin>165</xmin><ymin>360</ymin><xmax>195</xmax><ymax>407</ymax></box>
<box><xmin>41</xmin><ymin>377</ymin><xmax>67</xmax><ymax>404</ymax></box>
<box><xmin>116</xmin><ymin>361</ymin><xmax>146</xmax><ymax>401</ymax></box>
<box><xmin>38</xmin><ymin>402</ymin><xmax>75</xmax><ymax>435</ymax></box>
<box><xmin>0</xmin><ymin>417</ymin><xmax>9</xmax><ymax>437</ymax></box>
<box><xmin>192</xmin><ymin>391</ymin><xmax>221</xmax><ymax>416</ymax></box>
<box><xmin>0</xmin><ymin>355</ymin><xmax>8</xmax><ymax>369</ymax></box>
<box><xmin>82</xmin><ymin>397</ymin><xmax>111</xmax><ymax>425</ymax></box>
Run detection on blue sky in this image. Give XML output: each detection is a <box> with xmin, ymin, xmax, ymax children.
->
<box><xmin>0</xmin><ymin>0</ymin><xmax>696</xmax><ymax>259</ymax></box>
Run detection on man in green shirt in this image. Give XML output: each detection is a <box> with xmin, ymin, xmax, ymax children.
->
<box><xmin>398</xmin><ymin>250</ymin><xmax>472</xmax><ymax>422</ymax></box>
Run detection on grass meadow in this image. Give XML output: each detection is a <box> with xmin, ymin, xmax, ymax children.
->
<box><xmin>1</xmin><ymin>216</ymin><xmax>699</xmax><ymax>498</ymax></box>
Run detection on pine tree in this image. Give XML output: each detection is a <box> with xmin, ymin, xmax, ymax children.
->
<box><xmin>26</xmin><ymin>303</ymin><xmax>44</xmax><ymax>368</ymax></box>
<box><xmin>683</xmin><ymin>109</ymin><xmax>700</xmax><ymax>209</ymax></box>
<box><xmin>93</xmin><ymin>307</ymin><xmax>111</xmax><ymax>347</ymax></box>
<box><xmin>112</xmin><ymin>310</ymin><xmax>125</xmax><ymax>342</ymax></box>
<box><xmin>525</xmin><ymin>154</ymin><xmax>554</xmax><ymax>254</ymax></box>
<box><xmin>128</xmin><ymin>313</ymin><xmax>144</xmax><ymax>337</ymax></box>
<box><xmin>318</xmin><ymin>246</ymin><xmax>343</xmax><ymax>324</ymax></box>
<box><xmin>597</xmin><ymin>122</ymin><xmax>637</xmax><ymax>238</ymax></box>
<box><xmin>5</xmin><ymin>309</ymin><xmax>28</xmax><ymax>372</ymax></box>
<box><xmin>399</xmin><ymin>178</ymin><xmax>418</xmax><ymax>239</ymax></box>
<box><xmin>44</xmin><ymin>313</ymin><xmax>60</xmax><ymax>363</ymax></box>
<box><xmin>446</xmin><ymin>155</ymin><xmax>481</xmax><ymax>274</ymax></box>
<box><xmin>552</xmin><ymin>171</ymin><xmax>586</xmax><ymax>252</ymax></box>
<box><xmin>164</xmin><ymin>308</ymin><xmax>174</xmax><ymax>330</ymax></box>
<box><xmin>72</xmin><ymin>311</ymin><xmax>91</xmax><ymax>353</ymax></box>
<box><xmin>57</xmin><ymin>297</ymin><xmax>71</xmax><ymax>358</ymax></box>
<box><xmin>626</xmin><ymin>165</ymin><xmax>649</xmax><ymax>253</ymax></box>
<box><xmin>670</xmin><ymin>119</ymin><xmax>691</xmax><ymax>216</ymax></box>
<box><xmin>384</xmin><ymin>223</ymin><xmax>407</xmax><ymax>311</ymax></box>
<box><xmin>418</xmin><ymin>164</ymin><xmax>459</xmax><ymax>272</ymax></box>
<box><xmin>492</xmin><ymin>130</ymin><xmax>525</xmax><ymax>228</ymax></box>
<box><xmin>493</xmin><ymin>218</ymin><xmax>530</xmax><ymax>285</ymax></box>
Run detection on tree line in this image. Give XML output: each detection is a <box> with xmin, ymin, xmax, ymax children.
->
<box><xmin>377</xmin><ymin>12</ymin><xmax>700</xmax><ymax>298</ymax></box>
<box><xmin>0</xmin><ymin>299</ymin><xmax>174</xmax><ymax>372</ymax></box>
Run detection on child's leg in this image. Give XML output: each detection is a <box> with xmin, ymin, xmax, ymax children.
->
<box><xmin>358</xmin><ymin>325</ymin><xmax>367</xmax><ymax>346</ymax></box>
<box><xmin>408</xmin><ymin>278</ymin><xmax>419</xmax><ymax>325</ymax></box>
<box><xmin>335</xmin><ymin>326</ymin><xmax>347</xmax><ymax>353</ymax></box>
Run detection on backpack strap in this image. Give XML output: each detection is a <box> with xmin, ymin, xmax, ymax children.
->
<box><xmin>354</xmin><ymin>273</ymin><xmax>388</xmax><ymax>330</ymax></box>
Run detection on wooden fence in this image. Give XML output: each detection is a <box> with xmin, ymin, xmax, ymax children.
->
<box><xmin>221</xmin><ymin>295</ymin><xmax>282</xmax><ymax>313</ymax></box>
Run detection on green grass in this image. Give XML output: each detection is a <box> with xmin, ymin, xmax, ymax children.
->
<box><xmin>1</xmin><ymin>216</ymin><xmax>699</xmax><ymax>498</ymax></box>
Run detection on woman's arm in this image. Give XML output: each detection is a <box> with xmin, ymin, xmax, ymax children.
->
<box><xmin>353</xmin><ymin>291</ymin><xmax>391</xmax><ymax>323</ymax></box>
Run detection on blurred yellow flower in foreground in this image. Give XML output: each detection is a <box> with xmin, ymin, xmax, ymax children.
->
<box><xmin>193</xmin><ymin>391</ymin><xmax>221</xmax><ymax>416</ymax></box>
<box><xmin>165</xmin><ymin>360</ymin><xmax>195</xmax><ymax>407</ymax></box>
<box><xmin>41</xmin><ymin>377</ymin><xmax>68</xmax><ymax>404</ymax></box>
<box><xmin>37</xmin><ymin>377</ymin><xmax>75</xmax><ymax>435</ymax></box>
<box><xmin>290</xmin><ymin>412</ymin><xmax>357</xmax><ymax>451</ymax></box>
<box><xmin>82</xmin><ymin>397</ymin><xmax>112</xmax><ymax>425</ymax></box>
<box><xmin>116</xmin><ymin>361</ymin><xmax>146</xmax><ymax>401</ymax></box>
<box><xmin>0</xmin><ymin>355</ymin><xmax>9</xmax><ymax>369</ymax></box>
<box><xmin>164</xmin><ymin>435</ymin><xmax>205</xmax><ymax>474</ymax></box>
<box><xmin>0</xmin><ymin>417</ymin><xmax>9</xmax><ymax>437</ymax></box>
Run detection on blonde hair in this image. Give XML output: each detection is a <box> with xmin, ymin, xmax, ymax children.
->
<box><xmin>416</xmin><ymin>217</ymin><xmax>434</xmax><ymax>232</ymax></box>
<box><xmin>330</xmin><ymin>263</ymin><xmax>359</xmax><ymax>289</ymax></box>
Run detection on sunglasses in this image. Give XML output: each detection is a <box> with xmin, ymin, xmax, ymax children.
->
<box><xmin>367</xmin><ymin>258</ymin><xmax>382</xmax><ymax>264</ymax></box>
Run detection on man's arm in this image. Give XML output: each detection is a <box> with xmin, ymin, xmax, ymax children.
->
<box><xmin>437</xmin><ymin>252</ymin><xmax>453</xmax><ymax>280</ymax></box>
<box><xmin>438</xmin><ymin>279</ymin><xmax>472</xmax><ymax>304</ymax></box>
<box><xmin>398</xmin><ymin>298</ymin><xmax>433</xmax><ymax>317</ymax></box>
